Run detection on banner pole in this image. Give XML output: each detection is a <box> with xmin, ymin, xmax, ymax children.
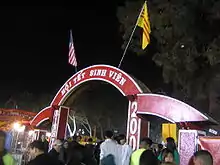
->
<box><xmin>117</xmin><ymin>2</ymin><xmax>145</xmax><ymax>68</ymax></box>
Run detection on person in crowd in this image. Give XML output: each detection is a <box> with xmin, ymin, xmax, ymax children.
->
<box><xmin>68</xmin><ymin>135</ymin><xmax>84</xmax><ymax>152</ymax></box>
<box><xmin>0</xmin><ymin>131</ymin><xmax>15</xmax><ymax>165</ymax></box>
<box><xmin>116</xmin><ymin>134</ymin><xmax>133</xmax><ymax>165</ymax></box>
<box><xmin>130</xmin><ymin>137</ymin><xmax>153</xmax><ymax>165</ymax></box>
<box><xmin>85</xmin><ymin>138</ymin><xmax>95</xmax><ymax>155</ymax></box>
<box><xmin>160</xmin><ymin>162</ymin><xmax>176</xmax><ymax>165</ymax></box>
<box><xmin>156</xmin><ymin>143</ymin><xmax>163</xmax><ymax>156</ymax></box>
<box><xmin>94</xmin><ymin>140</ymin><xmax>104</xmax><ymax>164</ymax></box>
<box><xmin>158</xmin><ymin>137</ymin><xmax>179</xmax><ymax>165</ymax></box>
<box><xmin>72</xmin><ymin>135</ymin><xmax>82</xmax><ymax>143</ymax></box>
<box><xmin>40</xmin><ymin>134</ymin><xmax>49</xmax><ymax>153</ymax></box>
<box><xmin>151</xmin><ymin>144</ymin><xmax>158</xmax><ymax>156</ymax></box>
<box><xmin>48</xmin><ymin>139</ymin><xmax>63</xmax><ymax>162</ymax></box>
<box><xmin>66</xmin><ymin>142</ymin><xmax>85</xmax><ymax>165</ymax></box>
<box><xmin>59</xmin><ymin>140</ymin><xmax>69</xmax><ymax>164</ymax></box>
<box><xmin>139</xmin><ymin>149</ymin><xmax>159</xmax><ymax>165</ymax></box>
<box><xmin>115</xmin><ymin>134</ymin><xmax>126</xmax><ymax>145</ymax></box>
<box><xmin>63</xmin><ymin>140</ymin><xmax>68</xmax><ymax>149</ymax></box>
<box><xmin>193</xmin><ymin>150</ymin><xmax>213</xmax><ymax>165</ymax></box>
<box><xmin>67</xmin><ymin>138</ymin><xmax>97</xmax><ymax>165</ymax></box>
<box><xmin>161</xmin><ymin>148</ymin><xmax>175</xmax><ymax>164</ymax></box>
<box><xmin>114</xmin><ymin>136</ymin><xmax>120</xmax><ymax>144</ymax></box>
<box><xmin>166</xmin><ymin>138</ymin><xmax>179</xmax><ymax>163</ymax></box>
<box><xmin>27</xmin><ymin>140</ymin><xmax>62</xmax><ymax>165</ymax></box>
<box><xmin>100</xmin><ymin>130</ymin><xmax>120</xmax><ymax>165</ymax></box>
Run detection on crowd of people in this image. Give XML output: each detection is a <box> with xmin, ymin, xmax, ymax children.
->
<box><xmin>0</xmin><ymin>130</ymin><xmax>214</xmax><ymax>165</ymax></box>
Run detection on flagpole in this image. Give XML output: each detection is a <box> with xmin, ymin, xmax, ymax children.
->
<box><xmin>118</xmin><ymin>2</ymin><xmax>145</xmax><ymax>69</ymax></box>
<box><xmin>75</xmin><ymin>66</ymin><xmax>77</xmax><ymax>73</ymax></box>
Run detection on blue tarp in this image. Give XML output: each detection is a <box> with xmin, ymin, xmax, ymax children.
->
<box><xmin>4</xmin><ymin>132</ymin><xmax>12</xmax><ymax>150</ymax></box>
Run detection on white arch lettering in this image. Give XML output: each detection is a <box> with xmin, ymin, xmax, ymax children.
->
<box><xmin>131</xmin><ymin>102</ymin><xmax>137</xmax><ymax>117</ymax></box>
<box><xmin>130</xmin><ymin>118</ymin><xmax>138</xmax><ymax>134</ymax></box>
<box><xmin>129</xmin><ymin>135</ymin><xmax>136</xmax><ymax>150</ymax></box>
<box><xmin>128</xmin><ymin>101</ymin><xmax>139</xmax><ymax>150</ymax></box>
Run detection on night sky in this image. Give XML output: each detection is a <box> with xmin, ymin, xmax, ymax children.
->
<box><xmin>0</xmin><ymin>5</ymin><xmax>164</xmax><ymax>101</ymax></box>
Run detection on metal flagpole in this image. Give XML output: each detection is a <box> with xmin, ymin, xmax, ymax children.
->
<box><xmin>118</xmin><ymin>2</ymin><xmax>145</xmax><ymax>69</ymax></box>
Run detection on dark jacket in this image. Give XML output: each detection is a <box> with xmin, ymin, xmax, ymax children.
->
<box><xmin>48</xmin><ymin>148</ymin><xmax>59</xmax><ymax>159</ymax></box>
<box><xmin>59</xmin><ymin>147</ymin><xmax>68</xmax><ymax>164</ymax></box>
<box><xmin>42</xmin><ymin>141</ymin><xmax>49</xmax><ymax>153</ymax></box>
<box><xmin>48</xmin><ymin>149</ymin><xmax>64</xmax><ymax>165</ymax></box>
<box><xmin>27</xmin><ymin>153</ymin><xmax>61</xmax><ymax>165</ymax></box>
<box><xmin>67</xmin><ymin>142</ymin><xmax>97</xmax><ymax>165</ymax></box>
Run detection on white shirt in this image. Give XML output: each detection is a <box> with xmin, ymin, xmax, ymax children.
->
<box><xmin>100</xmin><ymin>139</ymin><xmax>121</xmax><ymax>165</ymax></box>
<box><xmin>120</xmin><ymin>144</ymin><xmax>133</xmax><ymax>165</ymax></box>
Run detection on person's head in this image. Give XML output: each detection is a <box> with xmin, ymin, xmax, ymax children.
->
<box><xmin>140</xmin><ymin>137</ymin><xmax>153</xmax><ymax>149</ymax></box>
<box><xmin>53</xmin><ymin>139</ymin><xmax>62</xmax><ymax>153</ymax></box>
<box><xmin>193</xmin><ymin>150</ymin><xmax>213</xmax><ymax>165</ymax></box>
<box><xmin>63</xmin><ymin>140</ymin><xmax>68</xmax><ymax>149</ymax></box>
<box><xmin>29</xmin><ymin>140</ymin><xmax>45</xmax><ymax>158</ymax></box>
<box><xmin>158</xmin><ymin>144</ymin><xmax>163</xmax><ymax>151</ymax></box>
<box><xmin>140</xmin><ymin>149</ymin><xmax>159</xmax><ymax>165</ymax></box>
<box><xmin>161</xmin><ymin>148</ymin><xmax>174</xmax><ymax>163</ymax></box>
<box><xmin>0</xmin><ymin>131</ymin><xmax>6</xmax><ymax>151</ymax></box>
<box><xmin>104</xmin><ymin>130</ymin><xmax>113</xmax><ymax>139</ymax></box>
<box><xmin>72</xmin><ymin>135</ymin><xmax>81</xmax><ymax>142</ymax></box>
<box><xmin>118</xmin><ymin>134</ymin><xmax>126</xmax><ymax>145</ymax></box>
<box><xmin>87</xmin><ymin>138</ymin><xmax>93</xmax><ymax>144</ymax></box>
<box><xmin>77</xmin><ymin>135</ymin><xmax>82</xmax><ymax>142</ymax></box>
<box><xmin>41</xmin><ymin>134</ymin><xmax>46</xmax><ymax>142</ymax></box>
<box><xmin>114</xmin><ymin>136</ymin><xmax>119</xmax><ymax>143</ymax></box>
<box><xmin>115</xmin><ymin>134</ymin><xmax>126</xmax><ymax>145</ymax></box>
<box><xmin>166</xmin><ymin>137</ymin><xmax>176</xmax><ymax>152</ymax></box>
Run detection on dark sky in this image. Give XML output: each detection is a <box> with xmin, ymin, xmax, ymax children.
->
<box><xmin>0</xmin><ymin>5</ymin><xmax>164</xmax><ymax>100</ymax></box>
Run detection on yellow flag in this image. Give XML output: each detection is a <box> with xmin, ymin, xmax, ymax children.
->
<box><xmin>162</xmin><ymin>123</ymin><xmax>177</xmax><ymax>142</ymax></box>
<box><xmin>137</xmin><ymin>1</ymin><xmax>151</xmax><ymax>49</ymax></box>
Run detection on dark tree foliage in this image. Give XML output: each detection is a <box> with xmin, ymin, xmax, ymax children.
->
<box><xmin>117</xmin><ymin>0</ymin><xmax>220</xmax><ymax>119</ymax></box>
<box><xmin>4</xmin><ymin>91</ymin><xmax>54</xmax><ymax>112</ymax></box>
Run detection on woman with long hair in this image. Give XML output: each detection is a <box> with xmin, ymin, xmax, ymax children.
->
<box><xmin>158</xmin><ymin>137</ymin><xmax>179</xmax><ymax>165</ymax></box>
<box><xmin>161</xmin><ymin>148</ymin><xmax>175</xmax><ymax>164</ymax></box>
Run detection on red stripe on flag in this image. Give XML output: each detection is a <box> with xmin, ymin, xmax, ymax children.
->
<box><xmin>68</xmin><ymin>39</ymin><xmax>77</xmax><ymax>66</ymax></box>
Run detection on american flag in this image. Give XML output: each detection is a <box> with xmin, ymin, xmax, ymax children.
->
<box><xmin>68</xmin><ymin>30</ymin><xmax>77</xmax><ymax>66</ymax></box>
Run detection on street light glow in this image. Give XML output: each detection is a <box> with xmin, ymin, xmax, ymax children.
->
<box><xmin>17</xmin><ymin>125</ymin><xmax>25</xmax><ymax>132</ymax></box>
<box><xmin>13</xmin><ymin>122</ymin><xmax>25</xmax><ymax>132</ymax></box>
<box><xmin>13</xmin><ymin>122</ymin><xmax>21</xmax><ymax>130</ymax></box>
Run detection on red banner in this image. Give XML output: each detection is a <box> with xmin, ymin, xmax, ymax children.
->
<box><xmin>199</xmin><ymin>136</ymin><xmax>220</xmax><ymax>165</ymax></box>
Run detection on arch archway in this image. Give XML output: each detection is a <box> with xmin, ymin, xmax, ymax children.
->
<box><xmin>31</xmin><ymin>65</ymin><xmax>217</xmax><ymax>150</ymax></box>
<box><xmin>31</xmin><ymin>65</ymin><xmax>150</xmax><ymax>149</ymax></box>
